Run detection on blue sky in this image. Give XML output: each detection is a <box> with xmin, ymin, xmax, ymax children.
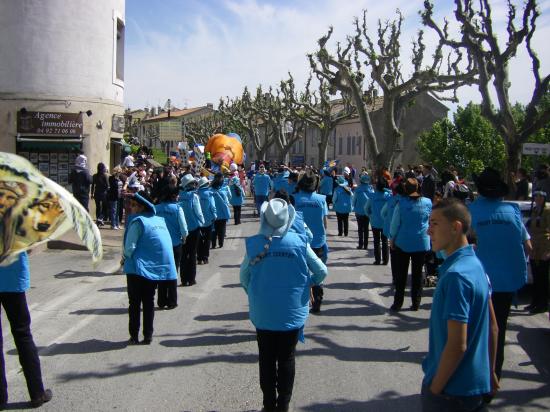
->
<box><xmin>124</xmin><ymin>0</ymin><xmax>550</xmax><ymax>112</ymax></box>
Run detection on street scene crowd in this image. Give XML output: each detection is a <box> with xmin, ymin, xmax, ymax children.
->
<box><xmin>3</xmin><ymin>147</ymin><xmax>549</xmax><ymax>412</ymax></box>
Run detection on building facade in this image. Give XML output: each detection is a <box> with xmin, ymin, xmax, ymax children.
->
<box><xmin>0</xmin><ymin>0</ymin><xmax>125</xmax><ymax>187</ymax></box>
<box><xmin>138</xmin><ymin>104</ymin><xmax>214</xmax><ymax>156</ymax></box>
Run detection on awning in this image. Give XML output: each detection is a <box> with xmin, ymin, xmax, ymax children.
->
<box><xmin>16</xmin><ymin>134</ymin><xmax>83</xmax><ymax>151</ymax></box>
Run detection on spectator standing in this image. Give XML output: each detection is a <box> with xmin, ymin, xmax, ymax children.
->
<box><xmin>68</xmin><ymin>154</ymin><xmax>92</xmax><ymax>211</ymax></box>
<box><xmin>524</xmin><ymin>190</ymin><xmax>550</xmax><ymax>313</ymax></box>
<box><xmin>107</xmin><ymin>166</ymin><xmax>122</xmax><ymax>230</ymax></box>
<box><xmin>91</xmin><ymin>162</ymin><xmax>109</xmax><ymax>226</ymax></box>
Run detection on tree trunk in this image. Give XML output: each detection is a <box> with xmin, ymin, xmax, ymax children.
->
<box><xmin>504</xmin><ymin>139</ymin><xmax>522</xmax><ymax>199</ymax></box>
<box><xmin>317</xmin><ymin>129</ymin><xmax>331</xmax><ymax>168</ymax></box>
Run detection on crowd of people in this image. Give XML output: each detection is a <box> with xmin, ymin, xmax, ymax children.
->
<box><xmin>4</xmin><ymin>148</ymin><xmax>549</xmax><ymax>412</ymax></box>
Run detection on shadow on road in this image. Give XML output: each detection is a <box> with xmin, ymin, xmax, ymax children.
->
<box><xmin>69</xmin><ymin>307</ymin><xmax>127</xmax><ymax>315</ymax></box>
<box><xmin>302</xmin><ymin>392</ymin><xmax>421</xmax><ymax>412</ymax></box>
<box><xmin>160</xmin><ymin>334</ymin><xmax>255</xmax><ymax>348</ymax></box>
<box><xmin>194</xmin><ymin>311</ymin><xmax>249</xmax><ymax>322</ymax></box>
<box><xmin>55</xmin><ymin>270</ymin><xmax>115</xmax><ymax>279</ymax></box>
<box><xmin>97</xmin><ymin>286</ymin><xmax>126</xmax><ymax>293</ymax></box>
<box><xmin>219</xmin><ymin>264</ymin><xmax>241</xmax><ymax>269</ymax></box>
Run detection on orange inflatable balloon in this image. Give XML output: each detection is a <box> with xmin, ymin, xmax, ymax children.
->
<box><xmin>205</xmin><ymin>133</ymin><xmax>244</xmax><ymax>172</ymax></box>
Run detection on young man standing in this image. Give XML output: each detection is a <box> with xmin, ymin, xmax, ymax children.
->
<box><xmin>422</xmin><ymin>199</ymin><xmax>499</xmax><ymax>411</ymax></box>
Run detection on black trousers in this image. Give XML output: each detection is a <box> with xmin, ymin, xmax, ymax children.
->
<box><xmin>392</xmin><ymin>246</ymin><xmax>425</xmax><ymax>308</ymax></box>
<box><xmin>94</xmin><ymin>198</ymin><xmax>108</xmax><ymax>222</ymax></box>
<box><xmin>256</xmin><ymin>328</ymin><xmax>300</xmax><ymax>411</ymax></box>
<box><xmin>211</xmin><ymin>219</ymin><xmax>227</xmax><ymax>248</ymax></box>
<box><xmin>491</xmin><ymin>292</ymin><xmax>514</xmax><ymax>379</ymax></box>
<box><xmin>197</xmin><ymin>225</ymin><xmax>212</xmax><ymax>261</ymax></box>
<box><xmin>372</xmin><ymin>228</ymin><xmax>388</xmax><ymax>264</ymax></box>
<box><xmin>355</xmin><ymin>214</ymin><xmax>370</xmax><ymax>249</ymax></box>
<box><xmin>310</xmin><ymin>246</ymin><xmax>326</xmax><ymax>307</ymax></box>
<box><xmin>529</xmin><ymin>259</ymin><xmax>549</xmax><ymax>309</ymax></box>
<box><xmin>126</xmin><ymin>275</ymin><xmax>157</xmax><ymax>341</ymax></box>
<box><xmin>233</xmin><ymin>205</ymin><xmax>242</xmax><ymax>225</ymax></box>
<box><xmin>336</xmin><ymin>213</ymin><xmax>349</xmax><ymax>236</ymax></box>
<box><xmin>181</xmin><ymin>229</ymin><xmax>200</xmax><ymax>285</ymax></box>
<box><xmin>0</xmin><ymin>292</ymin><xmax>45</xmax><ymax>403</ymax></box>
<box><xmin>325</xmin><ymin>194</ymin><xmax>333</xmax><ymax>208</ymax></box>
<box><xmin>157</xmin><ymin>245</ymin><xmax>181</xmax><ymax>308</ymax></box>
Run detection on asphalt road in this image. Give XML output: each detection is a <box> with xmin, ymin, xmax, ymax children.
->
<box><xmin>2</xmin><ymin>201</ymin><xmax>549</xmax><ymax>411</ymax></box>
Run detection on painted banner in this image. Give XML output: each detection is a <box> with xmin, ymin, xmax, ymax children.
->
<box><xmin>0</xmin><ymin>152</ymin><xmax>102</xmax><ymax>265</ymax></box>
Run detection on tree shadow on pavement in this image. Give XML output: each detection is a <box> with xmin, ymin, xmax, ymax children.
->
<box><xmin>40</xmin><ymin>339</ymin><xmax>128</xmax><ymax>355</ymax></box>
<box><xmin>222</xmin><ymin>283</ymin><xmax>242</xmax><ymax>288</ymax></box>
<box><xmin>69</xmin><ymin>308</ymin><xmax>127</xmax><ymax>315</ymax></box>
<box><xmin>56</xmin><ymin>352</ymin><xmax>258</xmax><ymax>382</ymax></box>
<box><xmin>327</xmin><ymin>261</ymin><xmax>367</xmax><ymax>268</ymax></box>
<box><xmin>97</xmin><ymin>286</ymin><xmax>126</xmax><ymax>293</ymax></box>
<box><xmin>194</xmin><ymin>311</ymin><xmax>249</xmax><ymax>321</ymax></box>
<box><xmin>302</xmin><ymin>392</ymin><xmax>421</xmax><ymax>412</ymax></box>
<box><xmin>160</xmin><ymin>334</ymin><xmax>255</xmax><ymax>348</ymax></box>
<box><xmin>55</xmin><ymin>270</ymin><xmax>115</xmax><ymax>279</ymax></box>
<box><xmin>302</xmin><ymin>334</ymin><xmax>425</xmax><ymax>364</ymax></box>
<box><xmin>220</xmin><ymin>264</ymin><xmax>241</xmax><ymax>268</ymax></box>
<box><xmin>483</xmin><ymin>325</ymin><xmax>550</xmax><ymax>410</ymax></box>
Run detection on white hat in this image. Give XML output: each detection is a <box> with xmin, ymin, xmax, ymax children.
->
<box><xmin>344</xmin><ymin>166</ymin><xmax>351</xmax><ymax>174</ymax></box>
<box><xmin>75</xmin><ymin>154</ymin><xmax>87</xmax><ymax>168</ymax></box>
<box><xmin>197</xmin><ymin>176</ymin><xmax>209</xmax><ymax>188</ymax></box>
<box><xmin>259</xmin><ymin>199</ymin><xmax>295</xmax><ymax>238</ymax></box>
<box><xmin>179</xmin><ymin>174</ymin><xmax>196</xmax><ymax>189</ymax></box>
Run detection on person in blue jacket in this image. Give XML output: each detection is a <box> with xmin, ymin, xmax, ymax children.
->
<box><xmin>389</xmin><ymin>178</ymin><xmax>432</xmax><ymax>311</ymax></box>
<box><xmin>229</xmin><ymin>176</ymin><xmax>245</xmax><ymax>225</ymax></box>
<box><xmin>319</xmin><ymin>169</ymin><xmax>335</xmax><ymax>208</ymax></box>
<box><xmin>0</xmin><ymin>252</ymin><xmax>53</xmax><ymax>408</ymax></box>
<box><xmin>210</xmin><ymin>173</ymin><xmax>231</xmax><ymax>249</ymax></box>
<box><xmin>240</xmin><ymin>198</ymin><xmax>327</xmax><ymax>412</ymax></box>
<box><xmin>333</xmin><ymin>176</ymin><xmax>353</xmax><ymax>236</ymax></box>
<box><xmin>469</xmin><ymin>168</ymin><xmax>531</xmax><ymax>386</ymax></box>
<box><xmin>253</xmin><ymin>164</ymin><xmax>272</xmax><ymax>213</ymax></box>
<box><xmin>294</xmin><ymin>170</ymin><xmax>329</xmax><ymax>313</ymax></box>
<box><xmin>178</xmin><ymin>174</ymin><xmax>205</xmax><ymax>286</ymax></box>
<box><xmin>353</xmin><ymin>173</ymin><xmax>373</xmax><ymax>249</ymax></box>
<box><xmin>197</xmin><ymin>176</ymin><xmax>217</xmax><ymax>265</ymax></box>
<box><xmin>155</xmin><ymin>185</ymin><xmax>188</xmax><ymax>309</ymax></box>
<box><xmin>422</xmin><ymin>198</ymin><xmax>499</xmax><ymax>411</ymax></box>
<box><xmin>287</xmin><ymin>172</ymin><xmax>298</xmax><ymax>195</ymax></box>
<box><xmin>272</xmin><ymin>166</ymin><xmax>290</xmax><ymax>194</ymax></box>
<box><xmin>381</xmin><ymin>182</ymin><xmax>404</xmax><ymax>285</ymax></box>
<box><xmin>366</xmin><ymin>178</ymin><xmax>392</xmax><ymax>265</ymax></box>
<box><xmin>123</xmin><ymin>191</ymin><xmax>177</xmax><ymax>344</ymax></box>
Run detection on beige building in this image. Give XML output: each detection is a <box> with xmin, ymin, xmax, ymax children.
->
<box><xmin>0</xmin><ymin>0</ymin><xmax>126</xmax><ymax>186</ymax></box>
<box><xmin>139</xmin><ymin>104</ymin><xmax>214</xmax><ymax>156</ymax></box>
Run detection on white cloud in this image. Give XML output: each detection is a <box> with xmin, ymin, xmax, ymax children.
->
<box><xmin>124</xmin><ymin>0</ymin><xmax>550</xmax><ymax>112</ymax></box>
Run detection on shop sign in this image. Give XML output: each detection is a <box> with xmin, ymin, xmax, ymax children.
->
<box><xmin>17</xmin><ymin>111</ymin><xmax>83</xmax><ymax>136</ymax></box>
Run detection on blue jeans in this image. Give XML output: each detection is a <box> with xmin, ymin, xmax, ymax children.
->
<box><xmin>421</xmin><ymin>386</ymin><xmax>487</xmax><ymax>412</ymax></box>
<box><xmin>109</xmin><ymin>200</ymin><xmax>119</xmax><ymax>228</ymax></box>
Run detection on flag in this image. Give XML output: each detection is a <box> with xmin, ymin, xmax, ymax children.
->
<box><xmin>0</xmin><ymin>152</ymin><xmax>102</xmax><ymax>265</ymax></box>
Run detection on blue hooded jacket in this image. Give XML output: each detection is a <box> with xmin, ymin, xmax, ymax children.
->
<box><xmin>178</xmin><ymin>190</ymin><xmax>205</xmax><ymax>231</ymax></box>
<box><xmin>198</xmin><ymin>187</ymin><xmax>217</xmax><ymax>226</ymax></box>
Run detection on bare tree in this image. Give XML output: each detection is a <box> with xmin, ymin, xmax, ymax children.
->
<box><xmin>309</xmin><ymin>9</ymin><xmax>477</xmax><ymax>170</ymax></box>
<box><xmin>289</xmin><ymin>72</ymin><xmax>355</xmax><ymax>166</ymax></box>
<box><xmin>218</xmin><ymin>86</ymin><xmax>276</xmax><ymax>161</ymax></box>
<box><xmin>423</xmin><ymin>0</ymin><xmax>549</xmax><ymax>185</ymax></box>
<box><xmin>182</xmin><ymin>113</ymin><xmax>227</xmax><ymax>146</ymax></box>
